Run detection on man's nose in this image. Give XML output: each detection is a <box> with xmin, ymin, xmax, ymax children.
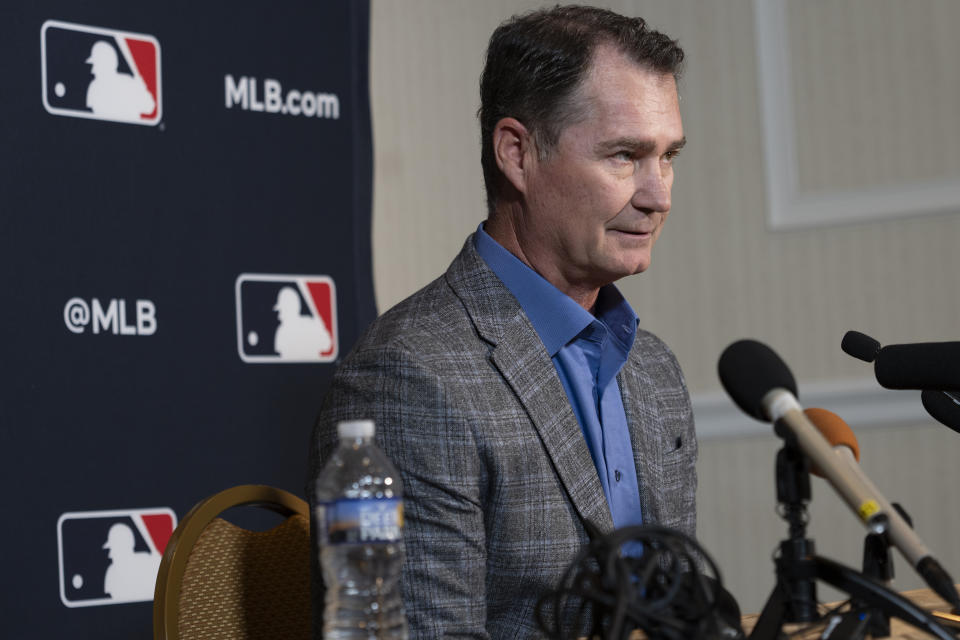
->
<box><xmin>632</xmin><ymin>162</ymin><xmax>671</xmax><ymax>213</ymax></box>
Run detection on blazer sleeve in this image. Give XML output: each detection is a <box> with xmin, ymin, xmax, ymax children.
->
<box><xmin>308</xmin><ymin>339</ymin><xmax>490</xmax><ymax>639</ymax></box>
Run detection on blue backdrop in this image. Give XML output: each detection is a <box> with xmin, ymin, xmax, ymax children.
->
<box><xmin>0</xmin><ymin>1</ymin><xmax>374</xmax><ymax>636</ymax></box>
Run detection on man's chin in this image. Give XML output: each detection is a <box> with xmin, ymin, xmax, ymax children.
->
<box><xmin>595</xmin><ymin>262</ymin><xmax>651</xmax><ymax>286</ymax></box>
<box><xmin>620</xmin><ymin>254</ymin><xmax>653</xmax><ymax>277</ymax></box>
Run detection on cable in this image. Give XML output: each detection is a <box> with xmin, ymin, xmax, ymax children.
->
<box><xmin>535</xmin><ymin>525</ymin><xmax>743</xmax><ymax>640</ymax></box>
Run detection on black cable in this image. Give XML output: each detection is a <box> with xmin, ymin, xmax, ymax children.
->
<box><xmin>535</xmin><ymin>525</ymin><xmax>744</xmax><ymax>640</ymax></box>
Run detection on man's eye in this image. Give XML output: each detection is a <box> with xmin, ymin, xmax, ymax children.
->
<box><xmin>613</xmin><ymin>151</ymin><xmax>633</xmax><ymax>161</ymax></box>
<box><xmin>663</xmin><ymin>150</ymin><xmax>680</xmax><ymax>164</ymax></box>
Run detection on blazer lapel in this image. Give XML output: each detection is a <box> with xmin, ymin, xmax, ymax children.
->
<box><xmin>446</xmin><ymin>237</ymin><xmax>615</xmax><ymax>536</ymax></box>
<box><xmin>491</xmin><ymin>313</ymin><xmax>615</xmax><ymax>536</ymax></box>
<box><xmin>619</xmin><ymin>350</ymin><xmax>667</xmax><ymax>526</ymax></box>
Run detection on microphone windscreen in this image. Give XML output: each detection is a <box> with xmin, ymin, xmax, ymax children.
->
<box><xmin>921</xmin><ymin>390</ymin><xmax>960</xmax><ymax>435</ymax></box>
<box><xmin>718</xmin><ymin>339</ymin><xmax>797</xmax><ymax>421</ymax></box>
<box><xmin>875</xmin><ymin>342</ymin><xmax>960</xmax><ymax>391</ymax></box>
<box><xmin>841</xmin><ymin>330</ymin><xmax>881</xmax><ymax>363</ymax></box>
<box><xmin>803</xmin><ymin>408</ymin><xmax>860</xmax><ymax>477</ymax></box>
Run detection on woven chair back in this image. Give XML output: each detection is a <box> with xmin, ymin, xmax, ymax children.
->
<box><xmin>154</xmin><ymin>485</ymin><xmax>311</xmax><ymax>640</ymax></box>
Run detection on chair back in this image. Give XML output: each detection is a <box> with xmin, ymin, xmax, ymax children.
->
<box><xmin>153</xmin><ymin>484</ymin><xmax>311</xmax><ymax>640</ymax></box>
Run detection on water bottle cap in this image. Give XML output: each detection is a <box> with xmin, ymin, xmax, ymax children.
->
<box><xmin>337</xmin><ymin>419</ymin><xmax>375</xmax><ymax>439</ymax></box>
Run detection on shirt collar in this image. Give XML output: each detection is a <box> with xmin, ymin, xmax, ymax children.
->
<box><xmin>473</xmin><ymin>223</ymin><xmax>638</xmax><ymax>356</ymax></box>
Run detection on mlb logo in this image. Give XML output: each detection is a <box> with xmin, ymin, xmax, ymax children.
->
<box><xmin>57</xmin><ymin>508</ymin><xmax>176</xmax><ymax>607</ymax></box>
<box><xmin>235</xmin><ymin>274</ymin><xmax>338</xmax><ymax>363</ymax></box>
<box><xmin>41</xmin><ymin>20</ymin><xmax>162</xmax><ymax>126</ymax></box>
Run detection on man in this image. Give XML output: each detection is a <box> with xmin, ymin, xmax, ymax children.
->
<box><xmin>309</xmin><ymin>6</ymin><xmax>695</xmax><ymax>637</ymax></box>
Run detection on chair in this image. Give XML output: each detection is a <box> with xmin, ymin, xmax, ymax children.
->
<box><xmin>153</xmin><ymin>484</ymin><xmax>312</xmax><ymax>640</ymax></box>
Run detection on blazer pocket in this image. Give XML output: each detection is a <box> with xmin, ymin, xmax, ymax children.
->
<box><xmin>662</xmin><ymin>432</ymin><xmax>686</xmax><ymax>457</ymax></box>
<box><xmin>657</xmin><ymin>432</ymin><xmax>694</xmax><ymax>518</ymax></box>
<box><xmin>658</xmin><ymin>432</ymin><xmax>687</xmax><ymax>483</ymax></box>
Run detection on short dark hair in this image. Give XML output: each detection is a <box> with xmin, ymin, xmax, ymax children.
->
<box><xmin>478</xmin><ymin>5</ymin><xmax>685</xmax><ymax>213</ymax></box>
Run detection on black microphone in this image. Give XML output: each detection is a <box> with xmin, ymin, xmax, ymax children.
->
<box><xmin>842</xmin><ymin>331</ymin><xmax>960</xmax><ymax>432</ymax></box>
<box><xmin>921</xmin><ymin>389</ymin><xmax>960</xmax><ymax>434</ymax></box>
<box><xmin>841</xmin><ymin>330</ymin><xmax>881</xmax><ymax>363</ymax></box>
<box><xmin>874</xmin><ymin>342</ymin><xmax>960</xmax><ymax>391</ymax></box>
<box><xmin>842</xmin><ymin>330</ymin><xmax>960</xmax><ymax>390</ymax></box>
<box><xmin>718</xmin><ymin>339</ymin><xmax>889</xmax><ymax>534</ymax></box>
<box><xmin>717</xmin><ymin>339</ymin><xmax>797</xmax><ymax>421</ymax></box>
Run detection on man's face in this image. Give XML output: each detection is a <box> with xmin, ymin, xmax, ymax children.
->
<box><xmin>517</xmin><ymin>46</ymin><xmax>685</xmax><ymax>295</ymax></box>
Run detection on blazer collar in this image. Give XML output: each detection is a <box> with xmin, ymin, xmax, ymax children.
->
<box><xmin>445</xmin><ymin>236</ymin><xmax>616</xmax><ymax>536</ymax></box>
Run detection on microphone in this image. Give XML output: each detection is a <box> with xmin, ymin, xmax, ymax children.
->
<box><xmin>841</xmin><ymin>330</ymin><xmax>960</xmax><ymax>391</ymax></box>
<box><xmin>842</xmin><ymin>330</ymin><xmax>960</xmax><ymax>432</ymax></box>
<box><xmin>841</xmin><ymin>330</ymin><xmax>881</xmax><ymax>363</ymax></box>
<box><xmin>801</xmin><ymin>407</ymin><xmax>859</xmax><ymax>478</ymax></box>
<box><xmin>803</xmin><ymin>407</ymin><xmax>960</xmax><ymax>611</ymax></box>
<box><xmin>875</xmin><ymin>342</ymin><xmax>960</xmax><ymax>391</ymax></box>
<box><xmin>921</xmin><ymin>389</ymin><xmax>960</xmax><ymax>434</ymax></box>
<box><xmin>718</xmin><ymin>339</ymin><xmax>888</xmax><ymax>534</ymax></box>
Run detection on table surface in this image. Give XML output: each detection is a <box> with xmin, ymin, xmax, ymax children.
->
<box><xmin>617</xmin><ymin>586</ymin><xmax>957</xmax><ymax>639</ymax></box>
<box><xmin>739</xmin><ymin>585</ymin><xmax>957</xmax><ymax>639</ymax></box>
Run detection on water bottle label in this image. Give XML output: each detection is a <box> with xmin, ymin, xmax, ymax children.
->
<box><xmin>321</xmin><ymin>498</ymin><xmax>403</xmax><ymax>545</ymax></box>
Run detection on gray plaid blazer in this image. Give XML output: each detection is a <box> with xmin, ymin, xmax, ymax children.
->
<box><xmin>308</xmin><ymin>236</ymin><xmax>697</xmax><ymax>638</ymax></box>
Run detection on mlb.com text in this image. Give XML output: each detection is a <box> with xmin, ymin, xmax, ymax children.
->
<box><xmin>225</xmin><ymin>75</ymin><xmax>339</xmax><ymax>119</ymax></box>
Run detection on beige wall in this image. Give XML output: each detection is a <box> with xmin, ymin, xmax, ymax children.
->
<box><xmin>369</xmin><ymin>0</ymin><xmax>960</xmax><ymax>613</ymax></box>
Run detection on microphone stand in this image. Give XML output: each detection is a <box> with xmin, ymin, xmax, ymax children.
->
<box><xmin>854</xmin><ymin>528</ymin><xmax>894</xmax><ymax>638</ymax></box>
<box><xmin>847</xmin><ymin>504</ymin><xmax>923</xmax><ymax>638</ymax></box>
<box><xmin>815</xmin><ymin>528</ymin><xmax>897</xmax><ymax>640</ymax></box>
<box><xmin>751</xmin><ymin>438</ymin><xmax>818</xmax><ymax>636</ymax></box>
<box><xmin>749</xmin><ymin>438</ymin><xmax>954</xmax><ymax>640</ymax></box>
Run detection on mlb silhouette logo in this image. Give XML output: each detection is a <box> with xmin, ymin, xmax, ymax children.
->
<box><xmin>41</xmin><ymin>20</ymin><xmax>162</xmax><ymax>126</ymax></box>
<box><xmin>57</xmin><ymin>508</ymin><xmax>176</xmax><ymax>607</ymax></box>
<box><xmin>235</xmin><ymin>274</ymin><xmax>338</xmax><ymax>363</ymax></box>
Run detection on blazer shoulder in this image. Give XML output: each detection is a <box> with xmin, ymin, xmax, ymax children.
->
<box><xmin>347</xmin><ymin>274</ymin><xmax>484</xmax><ymax>366</ymax></box>
<box><xmin>630</xmin><ymin>329</ymin><xmax>684</xmax><ymax>377</ymax></box>
<box><xmin>626</xmin><ymin>329</ymin><xmax>693</xmax><ymax>422</ymax></box>
<box><xmin>348</xmin><ymin>237</ymin><xmax>514</xmax><ymax>362</ymax></box>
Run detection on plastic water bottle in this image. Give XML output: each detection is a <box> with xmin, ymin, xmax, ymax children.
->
<box><xmin>315</xmin><ymin>419</ymin><xmax>408</xmax><ymax>639</ymax></box>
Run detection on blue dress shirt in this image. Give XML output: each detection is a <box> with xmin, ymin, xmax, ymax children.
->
<box><xmin>474</xmin><ymin>225</ymin><xmax>643</xmax><ymax>529</ymax></box>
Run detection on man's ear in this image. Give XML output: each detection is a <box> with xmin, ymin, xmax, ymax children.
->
<box><xmin>492</xmin><ymin>117</ymin><xmax>534</xmax><ymax>195</ymax></box>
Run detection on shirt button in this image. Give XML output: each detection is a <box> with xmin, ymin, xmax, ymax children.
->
<box><xmin>615</xmin><ymin>470</ymin><xmax>622</xmax><ymax>482</ymax></box>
